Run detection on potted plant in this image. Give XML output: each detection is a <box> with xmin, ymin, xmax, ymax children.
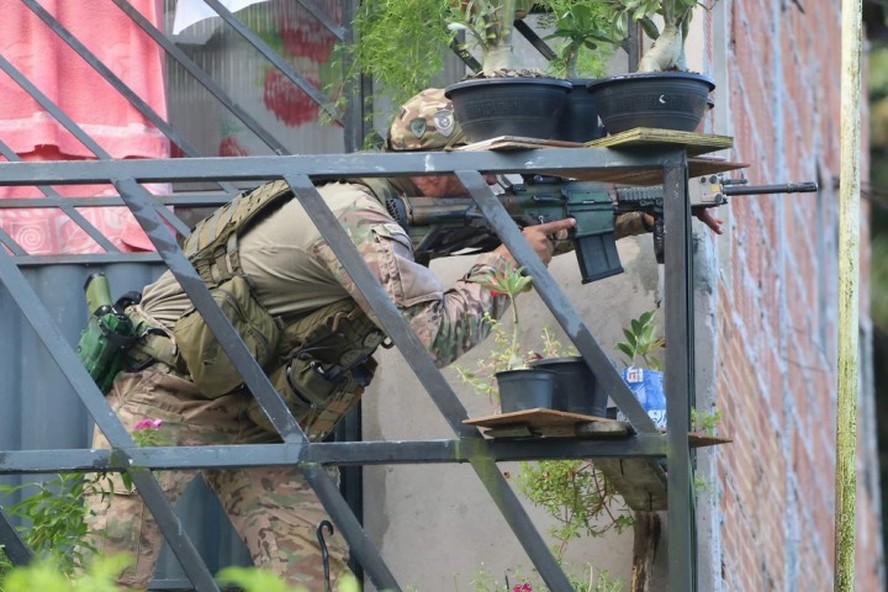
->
<box><xmin>528</xmin><ymin>328</ymin><xmax>608</xmax><ymax>417</ymax></box>
<box><xmin>482</xmin><ymin>267</ymin><xmax>558</xmax><ymax>413</ymax></box>
<box><xmin>614</xmin><ymin>309</ymin><xmax>667</xmax><ymax>430</ymax></box>
<box><xmin>584</xmin><ymin>0</ymin><xmax>717</xmax><ymax>134</ymax></box>
<box><xmin>343</xmin><ymin>0</ymin><xmax>619</xmax><ymax>143</ymax></box>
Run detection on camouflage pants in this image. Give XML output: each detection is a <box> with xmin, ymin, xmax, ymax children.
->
<box><xmin>85</xmin><ymin>365</ymin><xmax>350</xmax><ymax>591</ymax></box>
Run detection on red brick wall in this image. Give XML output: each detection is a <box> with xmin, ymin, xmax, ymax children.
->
<box><xmin>714</xmin><ymin>0</ymin><xmax>881</xmax><ymax>590</ymax></box>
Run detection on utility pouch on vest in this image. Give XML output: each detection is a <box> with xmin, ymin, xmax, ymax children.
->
<box><xmin>247</xmin><ymin>299</ymin><xmax>384</xmax><ymax>437</ymax></box>
<box><xmin>173</xmin><ymin>275</ymin><xmax>281</xmax><ymax>398</ymax></box>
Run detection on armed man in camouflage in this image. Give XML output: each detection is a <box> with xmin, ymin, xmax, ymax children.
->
<box><xmin>84</xmin><ymin>88</ymin><xmax>655</xmax><ymax>590</ymax></box>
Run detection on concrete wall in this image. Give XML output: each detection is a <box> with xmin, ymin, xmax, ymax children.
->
<box><xmin>363</xmin><ymin>236</ymin><xmax>662</xmax><ymax>590</ymax></box>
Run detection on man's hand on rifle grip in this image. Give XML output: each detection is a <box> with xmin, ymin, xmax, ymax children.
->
<box><xmin>493</xmin><ymin>218</ymin><xmax>577</xmax><ymax>267</ymax></box>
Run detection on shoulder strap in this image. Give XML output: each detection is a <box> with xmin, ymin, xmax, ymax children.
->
<box><xmin>183</xmin><ymin>180</ymin><xmax>294</xmax><ymax>284</ymax></box>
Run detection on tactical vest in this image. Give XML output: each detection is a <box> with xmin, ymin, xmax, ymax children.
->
<box><xmin>172</xmin><ymin>180</ymin><xmax>386</xmax><ymax>439</ymax></box>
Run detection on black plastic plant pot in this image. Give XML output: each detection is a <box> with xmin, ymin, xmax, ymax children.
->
<box><xmin>445</xmin><ymin>77</ymin><xmax>572</xmax><ymax>143</ymax></box>
<box><xmin>529</xmin><ymin>356</ymin><xmax>607</xmax><ymax>417</ymax></box>
<box><xmin>584</xmin><ymin>71</ymin><xmax>716</xmax><ymax>135</ymax></box>
<box><xmin>553</xmin><ymin>78</ymin><xmax>607</xmax><ymax>143</ymax></box>
<box><xmin>496</xmin><ymin>368</ymin><xmax>557</xmax><ymax>413</ymax></box>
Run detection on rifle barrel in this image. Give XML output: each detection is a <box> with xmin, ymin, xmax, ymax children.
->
<box><xmin>723</xmin><ymin>182</ymin><xmax>818</xmax><ymax>196</ymax></box>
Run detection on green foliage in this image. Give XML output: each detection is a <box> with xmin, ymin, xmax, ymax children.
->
<box><xmin>0</xmin><ymin>473</ymin><xmax>114</xmax><ymax>577</ymax></box>
<box><xmin>345</xmin><ymin>0</ymin><xmax>458</xmax><ymax>105</ymax></box>
<box><xmin>614</xmin><ymin>309</ymin><xmax>665</xmax><ymax>371</ymax></box>
<box><xmin>339</xmin><ymin>0</ymin><xmax>621</xmax><ymax>106</ymax></box>
<box><xmin>483</xmin><ymin>267</ymin><xmax>534</xmax><ymax>369</ymax></box>
<box><xmin>537</xmin><ymin>1</ymin><xmax>619</xmax><ymax>78</ymax></box>
<box><xmin>691</xmin><ymin>407</ymin><xmax>723</xmax><ymax>435</ymax></box>
<box><xmin>217</xmin><ymin>566</ymin><xmax>360</xmax><ymax>592</ymax></box>
<box><xmin>0</xmin><ymin>554</ymin><xmax>131</xmax><ymax>592</ymax></box>
<box><xmin>515</xmin><ymin>460</ymin><xmax>633</xmax><ymax>556</ymax></box>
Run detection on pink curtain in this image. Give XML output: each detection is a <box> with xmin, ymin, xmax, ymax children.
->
<box><xmin>0</xmin><ymin>0</ymin><xmax>170</xmax><ymax>254</ymax></box>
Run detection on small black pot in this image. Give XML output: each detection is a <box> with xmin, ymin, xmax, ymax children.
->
<box><xmin>553</xmin><ymin>78</ymin><xmax>607</xmax><ymax>143</ymax></box>
<box><xmin>585</xmin><ymin>71</ymin><xmax>715</xmax><ymax>135</ymax></box>
<box><xmin>445</xmin><ymin>77</ymin><xmax>572</xmax><ymax>143</ymax></box>
<box><xmin>529</xmin><ymin>356</ymin><xmax>607</xmax><ymax>417</ymax></box>
<box><xmin>496</xmin><ymin>368</ymin><xmax>557</xmax><ymax>413</ymax></box>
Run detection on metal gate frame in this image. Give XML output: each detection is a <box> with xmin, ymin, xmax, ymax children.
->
<box><xmin>0</xmin><ymin>2</ymin><xmax>698</xmax><ymax>590</ymax></box>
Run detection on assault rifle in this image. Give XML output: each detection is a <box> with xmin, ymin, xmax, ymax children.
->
<box><xmin>385</xmin><ymin>175</ymin><xmax>818</xmax><ymax>283</ymax></box>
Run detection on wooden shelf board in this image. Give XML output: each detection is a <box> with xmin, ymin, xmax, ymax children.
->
<box><xmin>464</xmin><ymin>408</ymin><xmax>627</xmax><ymax>439</ymax></box>
<box><xmin>586</xmin><ymin>128</ymin><xmax>734</xmax><ymax>156</ymax></box>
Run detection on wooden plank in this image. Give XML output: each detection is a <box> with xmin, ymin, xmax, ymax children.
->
<box><xmin>456</xmin><ymin>136</ymin><xmax>585</xmax><ymax>151</ymax></box>
<box><xmin>464</xmin><ymin>408</ymin><xmax>624</xmax><ymax>429</ymax></box>
<box><xmin>595</xmin><ymin>458</ymin><xmax>668</xmax><ymax>511</ymax></box>
<box><xmin>585</xmin><ymin>128</ymin><xmax>734</xmax><ymax>156</ymax></box>
<box><xmin>465</xmin><ymin>408</ymin><xmax>628</xmax><ymax>439</ymax></box>
<box><xmin>688</xmin><ymin>432</ymin><xmax>733</xmax><ymax>448</ymax></box>
<box><xmin>554</xmin><ymin>157</ymin><xmax>749</xmax><ymax>186</ymax></box>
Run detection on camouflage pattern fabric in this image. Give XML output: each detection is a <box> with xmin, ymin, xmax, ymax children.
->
<box><xmin>85</xmin><ymin>366</ymin><xmax>350</xmax><ymax>591</ymax></box>
<box><xmin>387</xmin><ymin>88</ymin><xmax>465</xmax><ymax>151</ymax></box>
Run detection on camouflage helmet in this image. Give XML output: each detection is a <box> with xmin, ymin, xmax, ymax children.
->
<box><xmin>387</xmin><ymin>88</ymin><xmax>465</xmax><ymax>151</ymax></box>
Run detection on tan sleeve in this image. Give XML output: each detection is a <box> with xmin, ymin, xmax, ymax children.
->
<box><xmin>310</xmin><ymin>190</ymin><xmax>515</xmax><ymax>367</ymax></box>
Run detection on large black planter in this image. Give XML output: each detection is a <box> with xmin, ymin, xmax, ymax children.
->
<box><xmin>585</xmin><ymin>71</ymin><xmax>715</xmax><ymax>135</ymax></box>
<box><xmin>496</xmin><ymin>368</ymin><xmax>557</xmax><ymax>413</ymax></box>
<box><xmin>445</xmin><ymin>77</ymin><xmax>572</xmax><ymax>143</ymax></box>
<box><xmin>553</xmin><ymin>78</ymin><xmax>606</xmax><ymax>143</ymax></box>
<box><xmin>529</xmin><ymin>356</ymin><xmax>607</xmax><ymax>417</ymax></box>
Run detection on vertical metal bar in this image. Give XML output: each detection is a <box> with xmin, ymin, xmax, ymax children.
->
<box><xmin>662</xmin><ymin>153</ymin><xmax>695</xmax><ymax>592</ymax></box>
<box><xmin>454</xmin><ymin>170</ymin><xmax>658</xmax><ymax>434</ymax></box>
<box><xmin>0</xmin><ymin>505</ymin><xmax>33</xmax><ymax>566</ymax></box>
<box><xmin>284</xmin><ymin>173</ymin><xmax>574</xmax><ymax>592</ymax></box>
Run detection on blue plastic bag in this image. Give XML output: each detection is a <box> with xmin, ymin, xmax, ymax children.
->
<box><xmin>618</xmin><ymin>367</ymin><xmax>666</xmax><ymax>430</ymax></box>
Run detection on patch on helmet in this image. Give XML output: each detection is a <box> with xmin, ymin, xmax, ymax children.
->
<box><xmin>409</xmin><ymin>117</ymin><xmax>427</xmax><ymax>138</ymax></box>
<box><xmin>433</xmin><ymin>108</ymin><xmax>455</xmax><ymax>137</ymax></box>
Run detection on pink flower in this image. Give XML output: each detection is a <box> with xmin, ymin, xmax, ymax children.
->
<box><xmin>513</xmin><ymin>585</ymin><xmax>532</xmax><ymax>592</ymax></box>
<box><xmin>133</xmin><ymin>418</ymin><xmax>163</xmax><ymax>431</ymax></box>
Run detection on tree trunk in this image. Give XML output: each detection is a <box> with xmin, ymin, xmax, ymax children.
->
<box><xmin>630</xmin><ymin>511</ymin><xmax>661</xmax><ymax>592</ymax></box>
<box><xmin>637</xmin><ymin>21</ymin><xmax>683</xmax><ymax>73</ymax></box>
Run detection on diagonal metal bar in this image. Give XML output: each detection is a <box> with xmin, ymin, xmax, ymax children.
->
<box><xmin>661</xmin><ymin>154</ymin><xmax>696</xmax><ymax>592</ymax></box>
<box><xmin>297</xmin><ymin>0</ymin><xmax>347</xmax><ymax>39</ymax></box>
<box><xmin>111</xmin><ymin>0</ymin><xmax>291</xmax><ymax>155</ymax></box>
<box><xmin>111</xmin><ymin>179</ymin><xmax>305</xmax><ymax>444</ymax></box>
<box><xmin>0</xmin><ymin>248</ymin><xmax>220</xmax><ymax>591</ymax></box>
<box><xmin>21</xmin><ymin>0</ymin><xmax>240</xmax><ymax>196</ymax></box>
<box><xmin>284</xmin><ymin>173</ymin><xmax>575</xmax><ymax>592</ymax></box>
<box><xmin>513</xmin><ymin>19</ymin><xmax>557</xmax><ymax>61</ymax></box>
<box><xmin>285</xmin><ymin>174</ymin><xmax>477</xmax><ymax>435</ymax></box>
<box><xmin>302</xmin><ymin>463</ymin><xmax>400</xmax><ymax>590</ymax></box>
<box><xmin>0</xmin><ymin>505</ymin><xmax>33</xmax><ymax>566</ymax></box>
<box><xmin>200</xmin><ymin>0</ymin><xmax>343</xmax><ymax>124</ymax></box>
<box><xmin>0</xmin><ymin>54</ymin><xmax>190</xmax><ymax>239</ymax></box>
<box><xmin>455</xmin><ymin>170</ymin><xmax>659</xmax><ymax>433</ymax></box>
<box><xmin>0</xmin><ymin>138</ymin><xmax>118</xmax><ymax>252</ymax></box>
